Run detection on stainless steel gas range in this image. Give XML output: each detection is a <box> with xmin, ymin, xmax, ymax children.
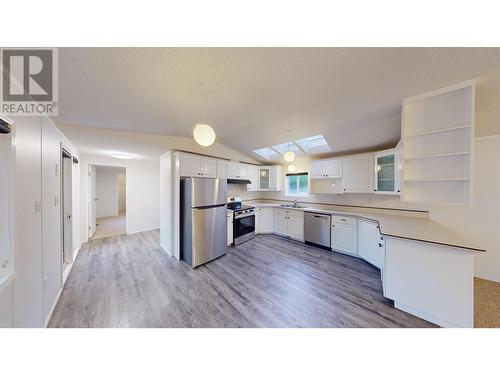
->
<box><xmin>227</xmin><ymin>197</ymin><xmax>255</xmax><ymax>245</ymax></box>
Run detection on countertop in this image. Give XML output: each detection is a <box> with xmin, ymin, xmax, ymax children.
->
<box><xmin>247</xmin><ymin>200</ymin><xmax>485</xmax><ymax>252</ymax></box>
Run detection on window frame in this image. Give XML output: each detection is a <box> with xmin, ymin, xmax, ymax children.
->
<box><xmin>0</xmin><ymin>122</ymin><xmax>15</xmax><ymax>285</ymax></box>
<box><xmin>285</xmin><ymin>171</ymin><xmax>309</xmax><ymax>198</ymax></box>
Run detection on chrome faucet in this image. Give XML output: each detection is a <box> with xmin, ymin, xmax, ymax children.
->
<box><xmin>293</xmin><ymin>200</ymin><xmax>298</xmax><ymax>208</ymax></box>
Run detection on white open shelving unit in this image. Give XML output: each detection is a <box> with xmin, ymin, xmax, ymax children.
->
<box><xmin>401</xmin><ymin>80</ymin><xmax>475</xmax><ymax>204</ymax></box>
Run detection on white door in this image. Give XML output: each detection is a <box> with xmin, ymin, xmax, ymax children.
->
<box><xmin>273</xmin><ymin>209</ymin><xmax>288</xmax><ymax>236</ymax></box>
<box><xmin>332</xmin><ymin>222</ymin><xmax>357</xmax><ymax>255</ymax></box>
<box><xmin>179</xmin><ymin>153</ymin><xmax>201</xmax><ymax>177</ymax></box>
<box><xmin>309</xmin><ymin>160</ymin><xmax>325</xmax><ymax>178</ymax></box>
<box><xmin>288</xmin><ymin>215</ymin><xmax>304</xmax><ymax>241</ymax></box>
<box><xmin>227</xmin><ymin>162</ymin><xmax>242</xmax><ymax>179</ymax></box>
<box><xmin>62</xmin><ymin>155</ymin><xmax>73</xmax><ymax>266</ymax></box>
<box><xmin>325</xmin><ymin>159</ymin><xmax>342</xmax><ymax>178</ymax></box>
<box><xmin>88</xmin><ymin>165</ymin><xmax>97</xmax><ymax>238</ymax></box>
<box><xmin>201</xmin><ymin>157</ymin><xmax>217</xmax><ymax>178</ymax></box>
<box><xmin>259</xmin><ymin>167</ymin><xmax>270</xmax><ymax>189</ymax></box>
<box><xmin>357</xmin><ymin>219</ymin><xmax>384</xmax><ymax>269</ymax></box>
<box><xmin>374</xmin><ymin>149</ymin><xmax>397</xmax><ymax>194</ymax></box>
<box><xmin>343</xmin><ymin>155</ymin><xmax>373</xmax><ymax>193</ymax></box>
<box><xmin>217</xmin><ymin>160</ymin><xmax>227</xmax><ymax>179</ymax></box>
<box><xmin>258</xmin><ymin>207</ymin><xmax>274</xmax><ymax>233</ymax></box>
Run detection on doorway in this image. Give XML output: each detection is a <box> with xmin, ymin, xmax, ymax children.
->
<box><xmin>88</xmin><ymin>165</ymin><xmax>126</xmax><ymax>240</ymax></box>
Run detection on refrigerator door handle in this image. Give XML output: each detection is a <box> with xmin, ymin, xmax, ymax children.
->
<box><xmin>193</xmin><ymin>203</ymin><xmax>227</xmax><ymax>210</ymax></box>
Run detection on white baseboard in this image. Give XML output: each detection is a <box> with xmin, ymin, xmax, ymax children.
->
<box><xmin>160</xmin><ymin>243</ymin><xmax>173</xmax><ymax>256</ymax></box>
<box><xmin>44</xmin><ymin>288</ymin><xmax>63</xmax><ymax>328</ymax></box>
<box><xmin>126</xmin><ymin>227</ymin><xmax>160</xmax><ymax>235</ymax></box>
<box><xmin>394</xmin><ymin>301</ymin><xmax>470</xmax><ymax>328</ymax></box>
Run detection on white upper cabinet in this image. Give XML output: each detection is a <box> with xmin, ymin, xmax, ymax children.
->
<box><xmin>258</xmin><ymin>165</ymin><xmax>282</xmax><ymax>191</ymax></box>
<box><xmin>310</xmin><ymin>159</ymin><xmax>342</xmax><ymax>179</ymax></box>
<box><xmin>227</xmin><ymin>161</ymin><xmax>244</xmax><ymax>179</ymax></box>
<box><xmin>374</xmin><ymin>148</ymin><xmax>400</xmax><ymax>195</ymax></box>
<box><xmin>309</xmin><ymin>160</ymin><xmax>325</xmax><ymax>178</ymax></box>
<box><xmin>179</xmin><ymin>152</ymin><xmax>216</xmax><ymax>178</ymax></box>
<box><xmin>243</xmin><ymin>164</ymin><xmax>258</xmax><ymax>191</ymax></box>
<box><xmin>216</xmin><ymin>159</ymin><xmax>227</xmax><ymax>179</ymax></box>
<box><xmin>402</xmin><ymin>80</ymin><xmax>475</xmax><ymax>204</ymax></box>
<box><xmin>201</xmin><ymin>157</ymin><xmax>217</xmax><ymax>178</ymax></box>
<box><xmin>179</xmin><ymin>153</ymin><xmax>202</xmax><ymax>177</ymax></box>
<box><xmin>343</xmin><ymin>154</ymin><xmax>374</xmax><ymax>193</ymax></box>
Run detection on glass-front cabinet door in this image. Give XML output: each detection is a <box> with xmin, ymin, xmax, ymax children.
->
<box><xmin>374</xmin><ymin>150</ymin><xmax>399</xmax><ymax>194</ymax></box>
<box><xmin>259</xmin><ymin>167</ymin><xmax>270</xmax><ymax>190</ymax></box>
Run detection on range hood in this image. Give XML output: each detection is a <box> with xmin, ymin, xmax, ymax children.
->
<box><xmin>227</xmin><ymin>178</ymin><xmax>251</xmax><ymax>185</ymax></box>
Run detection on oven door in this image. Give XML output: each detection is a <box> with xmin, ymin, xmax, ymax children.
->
<box><xmin>234</xmin><ymin>214</ymin><xmax>255</xmax><ymax>245</ymax></box>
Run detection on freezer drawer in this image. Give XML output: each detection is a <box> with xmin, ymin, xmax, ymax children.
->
<box><xmin>304</xmin><ymin>212</ymin><xmax>331</xmax><ymax>248</ymax></box>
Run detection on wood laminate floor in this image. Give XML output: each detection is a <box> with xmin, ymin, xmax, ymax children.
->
<box><xmin>49</xmin><ymin>230</ymin><xmax>436</xmax><ymax>328</ymax></box>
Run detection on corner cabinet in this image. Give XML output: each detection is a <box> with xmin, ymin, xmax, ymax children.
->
<box><xmin>357</xmin><ymin>219</ymin><xmax>384</xmax><ymax>270</ymax></box>
<box><xmin>258</xmin><ymin>165</ymin><xmax>282</xmax><ymax>191</ymax></box>
<box><xmin>373</xmin><ymin>148</ymin><xmax>401</xmax><ymax>195</ymax></box>
<box><xmin>255</xmin><ymin>207</ymin><xmax>273</xmax><ymax>234</ymax></box>
<box><xmin>343</xmin><ymin>154</ymin><xmax>374</xmax><ymax>193</ymax></box>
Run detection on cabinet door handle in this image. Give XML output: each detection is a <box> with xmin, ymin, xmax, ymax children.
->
<box><xmin>378</xmin><ymin>243</ymin><xmax>383</xmax><ymax>247</ymax></box>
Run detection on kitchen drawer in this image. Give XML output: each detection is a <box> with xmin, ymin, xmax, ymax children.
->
<box><xmin>332</xmin><ymin>215</ymin><xmax>357</xmax><ymax>225</ymax></box>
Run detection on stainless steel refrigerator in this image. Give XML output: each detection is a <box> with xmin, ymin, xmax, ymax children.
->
<box><xmin>180</xmin><ymin>177</ymin><xmax>228</xmax><ymax>268</ymax></box>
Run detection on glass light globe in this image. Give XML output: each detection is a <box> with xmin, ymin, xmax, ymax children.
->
<box><xmin>287</xmin><ymin>164</ymin><xmax>296</xmax><ymax>172</ymax></box>
<box><xmin>193</xmin><ymin>123</ymin><xmax>216</xmax><ymax>147</ymax></box>
<box><xmin>283</xmin><ymin>150</ymin><xmax>295</xmax><ymax>162</ymax></box>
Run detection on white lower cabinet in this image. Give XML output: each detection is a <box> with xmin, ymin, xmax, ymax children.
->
<box><xmin>331</xmin><ymin>215</ymin><xmax>358</xmax><ymax>256</ymax></box>
<box><xmin>255</xmin><ymin>207</ymin><xmax>273</xmax><ymax>234</ymax></box>
<box><xmin>273</xmin><ymin>208</ymin><xmax>304</xmax><ymax>241</ymax></box>
<box><xmin>357</xmin><ymin>218</ymin><xmax>384</xmax><ymax>269</ymax></box>
<box><xmin>227</xmin><ymin>212</ymin><xmax>233</xmax><ymax>246</ymax></box>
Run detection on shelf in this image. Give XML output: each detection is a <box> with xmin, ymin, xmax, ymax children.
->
<box><xmin>377</xmin><ymin>163</ymin><xmax>394</xmax><ymax>167</ymax></box>
<box><xmin>405</xmin><ymin>178</ymin><xmax>469</xmax><ymax>182</ymax></box>
<box><xmin>404</xmin><ymin>124</ymin><xmax>471</xmax><ymax>139</ymax></box>
<box><xmin>405</xmin><ymin>151</ymin><xmax>470</xmax><ymax>161</ymax></box>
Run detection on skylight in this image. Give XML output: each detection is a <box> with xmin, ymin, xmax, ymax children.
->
<box><xmin>271</xmin><ymin>142</ymin><xmax>302</xmax><ymax>155</ymax></box>
<box><xmin>253</xmin><ymin>147</ymin><xmax>280</xmax><ymax>160</ymax></box>
<box><xmin>295</xmin><ymin>134</ymin><xmax>331</xmax><ymax>154</ymax></box>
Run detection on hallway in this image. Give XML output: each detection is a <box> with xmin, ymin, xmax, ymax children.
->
<box><xmin>92</xmin><ymin>212</ymin><xmax>126</xmax><ymax>240</ymax></box>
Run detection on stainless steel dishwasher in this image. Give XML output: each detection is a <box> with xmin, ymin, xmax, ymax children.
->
<box><xmin>304</xmin><ymin>211</ymin><xmax>331</xmax><ymax>249</ymax></box>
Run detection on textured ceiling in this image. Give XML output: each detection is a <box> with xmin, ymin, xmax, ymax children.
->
<box><xmin>56</xmin><ymin>48</ymin><xmax>500</xmax><ymax>161</ymax></box>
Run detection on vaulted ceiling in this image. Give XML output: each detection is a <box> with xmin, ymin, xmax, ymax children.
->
<box><xmin>56</xmin><ymin>48</ymin><xmax>500</xmax><ymax>161</ymax></box>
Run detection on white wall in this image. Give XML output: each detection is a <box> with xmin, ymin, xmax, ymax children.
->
<box><xmin>118</xmin><ymin>173</ymin><xmax>126</xmax><ymax>212</ymax></box>
<box><xmin>80</xmin><ymin>155</ymin><xmax>160</xmax><ymax>243</ymax></box>
<box><xmin>95</xmin><ymin>167</ymin><xmax>120</xmax><ymax>218</ymax></box>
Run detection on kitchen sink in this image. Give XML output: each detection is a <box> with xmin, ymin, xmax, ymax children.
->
<box><xmin>279</xmin><ymin>204</ymin><xmax>306</xmax><ymax>208</ymax></box>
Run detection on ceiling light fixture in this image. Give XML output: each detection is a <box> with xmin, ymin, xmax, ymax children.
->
<box><xmin>284</xmin><ymin>150</ymin><xmax>295</xmax><ymax>162</ymax></box>
<box><xmin>111</xmin><ymin>153</ymin><xmax>134</xmax><ymax>160</ymax></box>
<box><xmin>193</xmin><ymin>123</ymin><xmax>216</xmax><ymax>147</ymax></box>
<box><xmin>287</xmin><ymin>164</ymin><xmax>296</xmax><ymax>172</ymax></box>
<box><xmin>283</xmin><ymin>129</ymin><xmax>296</xmax><ymax>162</ymax></box>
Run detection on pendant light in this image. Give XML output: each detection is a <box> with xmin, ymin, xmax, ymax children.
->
<box><xmin>193</xmin><ymin>83</ymin><xmax>216</xmax><ymax>147</ymax></box>
<box><xmin>287</xmin><ymin>164</ymin><xmax>296</xmax><ymax>172</ymax></box>
<box><xmin>283</xmin><ymin>129</ymin><xmax>295</xmax><ymax>162</ymax></box>
<box><xmin>193</xmin><ymin>123</ymin><xmax>216</xmax><ymax>147</ymax></box>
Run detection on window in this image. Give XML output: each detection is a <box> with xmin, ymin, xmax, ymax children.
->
<box><xmin>0</xmin><ymin>131</ymin><xmax>13</xmax><ymax>280</ymax></box>
<box><xmin>295</xmin><ymin>134</ymin><xmax>331</xmax><ymax>154</ymax></box>
<box><xmin>253</xmin><ymin>147</ymin><xmax>280</xmax><ymax>160</ymax></box>
<box><xmin>286</xmin><ymin>172</ymin><xmax>309</xmax><ymax>197</ymax></box>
